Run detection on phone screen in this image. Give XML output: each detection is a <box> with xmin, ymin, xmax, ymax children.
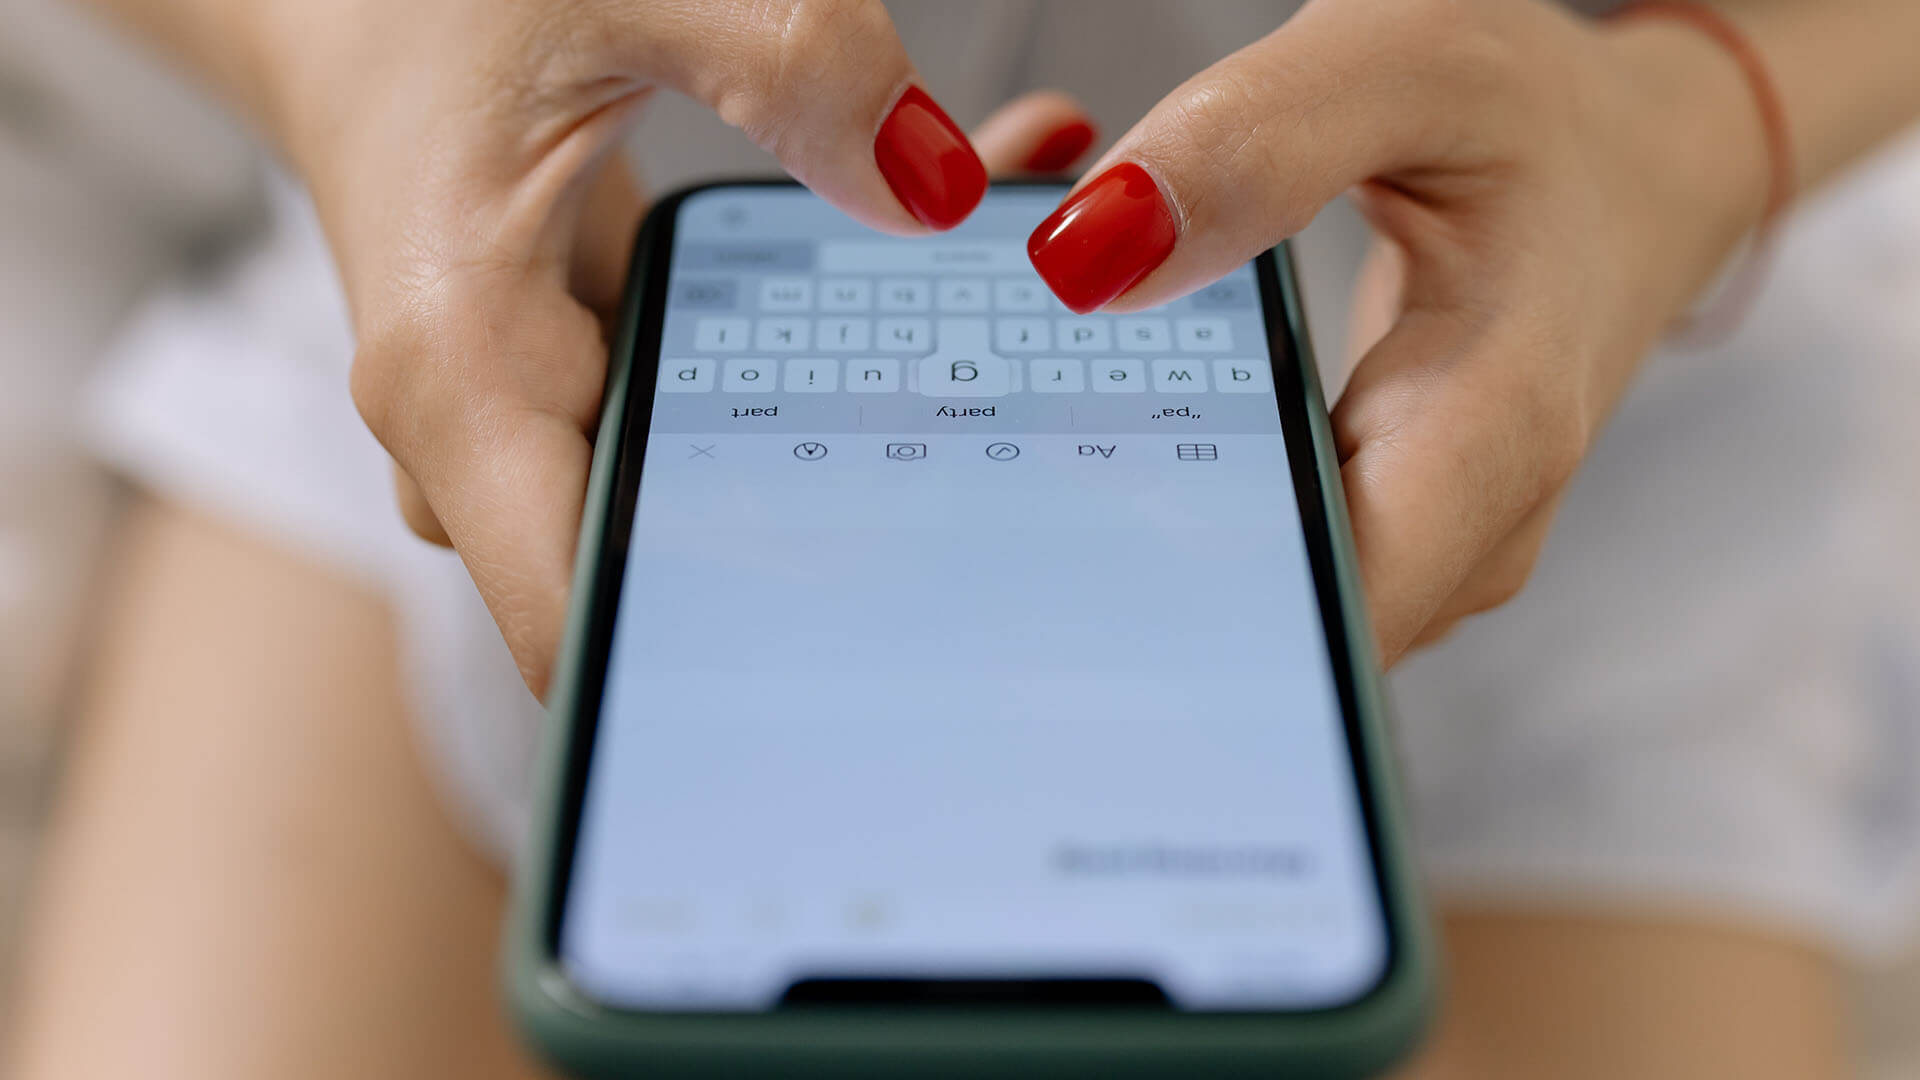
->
<box><xmin>556</xmin><ymin>184</ymin><xmax>1389</xmax><ymax>1013</ymax></box>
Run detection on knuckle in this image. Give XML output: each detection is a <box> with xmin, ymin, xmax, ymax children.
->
<box><xmin>403</xmin><ymin>517</ymin><xmax>444</xmax><ymax>546</ymax></box>
<box><xmin>1477</xmin><ymin>553</ymin><xmax>1536</xmax><ymax>611</ymax></box>
<box><xmin>349</xmin><ymin>318</ymin><xmax>424</xmax><ymax>450</ymax></box>
<box><xmin>1450</xmin><ymin>542</ymin><xmax>1542</xmax><ymax>622</ymax></box>
<box><xmin>1407</xmin><ymin>0</ymin><xmax>1520</xmax><ymax>80</ymax></box>
<box><xmin>350</xmin><ymin>303</ymin><xmax>474</xmax><ymax>464</ymax></box>
<box><xmin>1396</xmin><ymin>0</ymin><xmax>1481</xmax><ymax>51</ymax></box>
<box><xmin>393</xmin><ymin>470</ymin><xmax>453</xmax><ymax>547</ymax></box>
<box><xmin>1146</xmin><ymin>60</ymin><xmax>1300</xmax><ymax>235</ymax></box>
<box><xmin>400</xmin><ymin>503</ymin><xmax>446</xmax><ymax>545</ymax></box>
<box><xmin>1407</xmin><ymin>616</ymin><xmax>1460</xmax><ymax>656</ymax></box>
<box><xmin>713</xmin><ymin>0</ymin><xmax>893</xmax><ymax>151</ymax></box>
<box><xmin>786</xmin><ymin>0</ymin><xmax>893</xmax><ymax>60</ymax></box>
<box><xmin>706</xmin><ymin>70</ymin><xmax>780</xmax><ymax>146</ymax></box>
<box><xmin>353</xmin><ymin>275</ymin><xmax>605</xmax><ymax>466</ymax></box>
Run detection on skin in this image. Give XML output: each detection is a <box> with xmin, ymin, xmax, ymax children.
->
<box><xmin>7</xmin><ymin>502</ymin><xmax>552</xmax><ymax>1080</ymax></box>
<box><xmin>19</xmin><ymin>0</ymin><xmax>1920</xmax><ymax>1075</ymax></box>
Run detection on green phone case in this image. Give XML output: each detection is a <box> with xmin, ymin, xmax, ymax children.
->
<box><xmin>508</xmin><ymin>181</ymin><xmax>1437</xmax><ymax>1079</ymax></box>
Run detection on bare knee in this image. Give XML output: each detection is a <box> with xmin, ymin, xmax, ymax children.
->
<box><xmin>1392</xmin><ymin>908</ymin><xmax>1849</xmax><ymax>1080</ymax></box>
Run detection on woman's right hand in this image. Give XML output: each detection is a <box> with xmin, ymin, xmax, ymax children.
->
<box><xmin>196</xmin><ymin>0</ymin><xmax>995</xmax><ymax>693</ymax></box>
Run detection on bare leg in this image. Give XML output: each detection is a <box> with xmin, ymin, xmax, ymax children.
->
<box><xmin>1395</xmin><ymin>909</ymin><xmax>1848</xmax><ymax>1080</ymax></box>
<box><xmin>7</xmin><ymin>498</ymin><xmax>1849</xmax><ymax>1079</ymax></box>
<box><xmin>8</xmin><ymin>499</ymin><xmax>552</xmax><ymax>1080</ymax></box>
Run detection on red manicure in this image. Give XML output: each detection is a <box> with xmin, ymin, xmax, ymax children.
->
<box><xmin>873</xmin><ymin>86</ymin><xmax>987</xmax><ymax>230</ymax></box>
<box><xmin>1026</xmin><ymin>163</ymin><xmax>1176</xmax><ymax>314</ymax></box>
<box><xmin>1022</xmin><ymin>119</ymin><xmax>1097</xmax><ymax>173</ymax></box>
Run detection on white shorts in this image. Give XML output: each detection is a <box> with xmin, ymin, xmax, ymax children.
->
<box><xmin>86</xmin><ymin>133</ymin><xmax>1920</xmax><ymax>960</ymax></box>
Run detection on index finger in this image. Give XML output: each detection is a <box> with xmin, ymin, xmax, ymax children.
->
<box><xmin>1026</xmin><ymin>0</ymin><xmax>1510</xmax><ymax>312</ymax></box>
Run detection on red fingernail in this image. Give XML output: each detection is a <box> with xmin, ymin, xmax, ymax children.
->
<box><xmin>874</xmin><ymin>86</ymin><xmax>987</xmax><ymax>230</ymax></box>
<box><xmin>1026</xmin><ymin>162</ymin><xmax>1176</xmax><ymax>314</ymax></box>
<box><xmin>1022</xmin><ymin>119</ymin><xmax>1097</xmax><ymax>173</ymax></box>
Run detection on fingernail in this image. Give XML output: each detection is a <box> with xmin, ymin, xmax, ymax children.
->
<box><xmin>874</xmin><ymin>86</ymin><xmax>987</xmax><ymax>230</ymax></box>
<box><xmin>1022</xmin><ymin>118</ymin><xmax>1097</xmax><ymax>173</ymax></box>
<box><xmin>1026</xmin><ymin>162</ymin><xmax>1176</xmax><ymax>313</ymax></box>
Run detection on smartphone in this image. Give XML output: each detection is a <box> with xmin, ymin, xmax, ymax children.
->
<box><xmin>509</xmin><ymin>180</ymin><xmax>1433</xmax><ymax>1078</ymax></box>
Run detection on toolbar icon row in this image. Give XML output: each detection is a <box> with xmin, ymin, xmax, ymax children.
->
<box><xmin>778</xmin><ymin>442</ymin><xmax>1218</xmax><ymax>462</ymax></box>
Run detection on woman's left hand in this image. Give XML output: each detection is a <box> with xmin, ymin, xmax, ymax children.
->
<box><xmin>1027</xmin><ymin>0</ymin><xmax>1770</xmax><ymax>665</ymax></box>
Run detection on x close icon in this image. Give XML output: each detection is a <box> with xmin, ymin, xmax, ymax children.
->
<box><xmin>688</xmin><ymin>444</ymin><xmax>715</xmax><ymax>459</ymax></box>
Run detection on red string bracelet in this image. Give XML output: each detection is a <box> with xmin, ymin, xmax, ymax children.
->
<box><xmin>1609</xmin><ymin>1</ymin><xmax>1796</xmax><ymax>345</ymax></box>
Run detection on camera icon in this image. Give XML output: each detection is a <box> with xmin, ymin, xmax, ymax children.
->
<box><xmin>885</xmin><ymin>442</ymin><xmax>928</xmax><ymax>461</ymax></box>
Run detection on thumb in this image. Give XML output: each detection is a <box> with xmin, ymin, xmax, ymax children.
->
<box><xmin>1027</xmin><ymin>0</ymin><xmax>1483</xmax><ymax>312</ymax></box>
<box><xmin>628</xmin><ymin>0</ymin><xmax>986</xmax><ymax>232</ymax></box>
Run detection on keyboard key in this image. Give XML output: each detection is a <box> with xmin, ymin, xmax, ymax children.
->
<box><xmin>993</xmin><ymin>278</ymin><xmax>1049</xmax><ymax>312</ymax></box>
<box><xmin>758</xmin><ymin>277</ymin><xmax>813</xmax><ymax>311</ymax></box>
<box><xmin>694</xmin><ymin>317</ymin><xmax>750</xmax><ymax>351</ymax></box>
<box><xmin>755</xmin><ymin>317</ymin><xmax>810</xmax><ymax>351</ymax></box>
<box><xmin>816</xmin><ymin>317</ymin><xmax>871</xmax><ymax>351</ymax></box>
<box><xmin>876</xmin><ymin>317</ymin><xmax>931</xmax><ymax>352</ymax></box>
<box><xmin>1176</xmin><ymin>317</ymin><xmax>1232</xmax><ymax>351</ymax></box>
<box><xmin>1213</xmin><ymin>360</ymin><xmax>1272</xmax><ymax>393</ymax></box>
<box><xmin>1191</xmin><ymin>279</ymin><xmax>1255</xmax><ymax>309</ymax></box>
<box><xmin>919</xmin><ymin>354</ymin><xmax>1012</xmax><ymax>397</ymax></box>
<box><xmin>722</xmin><ymin>358</ymin><xmax>778</xmax><ymax>392</ymax></box>
<box><xmin>669</xmin><ymin>262</ymin><xmax>1263</xmax><ymax>410</ymax></box>
<box><xmin>845</xmin><ymin>357</ymin><xmax>900</xmax><ymax>393</ymax></box>
<box><xmin>1153</xmin><ymin>358</ymin><xmax>1208</xmax><ymax>392</ymax></box>
<box><xmin>878</xmin><ymin>278</ymin><xmax>930</xmax><ymax>311</ymax></box>
<box><xmin>1055</xmin><ymin>317</ymin><xmax>1111</xmax><ymax>352</ymax></box>
<box><xmin>1029</xmin><ymin>358</ymin><xmax>1084</xmax><ymax>393</ymax></box>
<box><xmin>1115</xmin><ymin>316</ymin><xmax>1171</xmax><ymax>352</ymax></box>
<box><xmin>678</xmin><ymin>240</ymin><xmax>811</xmax><ymax>272</ymax></box>
<box><xmin>939</xmin><ymin>316</ymin><xmax>988</xmax><ymax>347</ymax></box>
<box><xmin>657</xmin><ymin>358</ymin><xmax>714</xmax><ymax>392</ymax></box>
<box><xmin>672</xmin><ymin>279</ymin><xmax>736</xmax><ymax>310</ymax></box>
<box><xmin>920</xmin><ymin>319</ymin><xmax>1009</xmax><ymax>396</ymax></box>
<box><xmin>783</xmin><ymin>358</ymin><xmax>837</xmax><ymax>392</ymax></box>
<box><xmin>995</xmin><ymin>318</ymin><xmax>1050</xmax><ymax>353</ymax></box>
<box><xmin>1091</xmin><ymin>358</ymin><xmax>1146</xmax><ymax>392</ymax></box>
<box><xmin>819</xmin><ymin>278</ymin><xmax>873</xmax><ymax>311</ymax></box>
<box><xmin>936</xmin><ymin>278</ymin><xmax>989</xmax><ymax>312</ymax></box>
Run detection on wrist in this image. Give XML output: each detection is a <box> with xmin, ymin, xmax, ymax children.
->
<box><xmin>1601</xmin><ymin>18</ymin><xmax>1776</xmax><ymax>290</ymax></box>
